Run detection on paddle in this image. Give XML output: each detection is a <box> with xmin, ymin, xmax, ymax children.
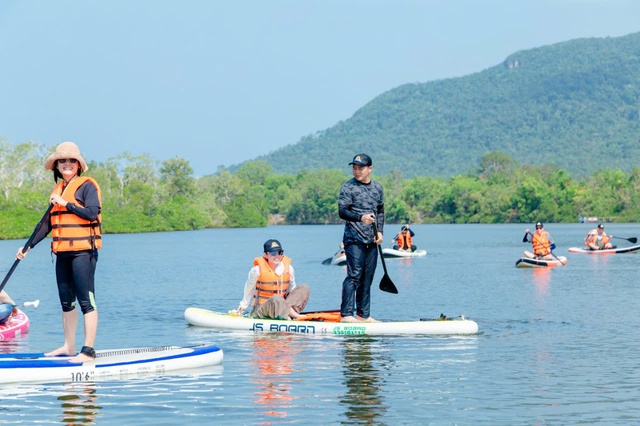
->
<box><xmin>549</xmin><ymin>250</ymin><xmax>566</xmax><ymax>266</ymax></box>
<box><xmin>372</xmin><ymin>222</ymin><xmax>398</xmax><ymax>294</ymax></box>
<box><xmin>321</xmin><ymin>257</ymin><xmax>333</xmax><ymax>265</ymax></box>
<box><xmin>611</xmin><ymin>236</ymin><xmax>638</xmax><ymax>244</ymax></box>
<box><xmin>0</xmin><ymin>204</ymin><xmax>53</xmax><ymax>294</ymax></box>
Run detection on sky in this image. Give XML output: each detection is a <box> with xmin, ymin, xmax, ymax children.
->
<box><xmin>1</xmin><ymin>0</ymin><xmax>639</xmax><ymax>177</ymax></box>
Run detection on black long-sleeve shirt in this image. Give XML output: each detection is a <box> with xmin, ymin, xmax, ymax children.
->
<box><xmin>338</xmin><ymin>178</ymin><xmax>384</xmax><ymax>245</ymax></box>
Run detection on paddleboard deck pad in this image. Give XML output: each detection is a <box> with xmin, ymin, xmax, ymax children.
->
<box><xmin>0</xmin><ymin>344</ymin><xmax>223</xmax><ymax>384</ymax></box>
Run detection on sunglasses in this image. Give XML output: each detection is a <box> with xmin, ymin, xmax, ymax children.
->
<box><xmin>535</xmin><ymin>226</ymin><xmax>543</xmax><ymax>229</ymax></box>
<box><xmin>268</xmin><ymin>250</ymin><xmax>284</xmax><ymax>256</ymax></box>
<box><xmin>58</xmin><ymin>158</ymin><xmax>78</xmax><ymax>164</ymax></box>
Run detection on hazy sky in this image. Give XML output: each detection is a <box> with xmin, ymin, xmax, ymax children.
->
<box><xmin>1</xmin><ymin>0</ymin><xmax>639</xmax><ymax>176</ymax></box>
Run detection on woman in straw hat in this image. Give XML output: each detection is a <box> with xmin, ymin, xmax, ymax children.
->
<box><xmin>16</xmin><ymin>141</ymin><xmax>102</xmax><ymax>363</ymax></box>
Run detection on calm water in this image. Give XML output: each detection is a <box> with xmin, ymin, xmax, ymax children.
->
<box><xmin>1</xmin><ymin>223</ymin><xmax>640</xmax><ymax>425</ymax></box>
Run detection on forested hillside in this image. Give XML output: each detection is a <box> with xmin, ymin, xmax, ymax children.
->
<box><xmin>245</xmin><ymin>32</ymin><xmax>640</xmax><ymax>179</ymax></box>
<box><xmin>2</xmin><ymin>142</ymin><xmax>640</xmax><ymax>239</ymax></box>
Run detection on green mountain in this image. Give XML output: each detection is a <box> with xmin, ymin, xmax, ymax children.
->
<box><xmin>243</xmin><ymin>31</ymin><xmax>640</xmax><ymax>179</ymax></box>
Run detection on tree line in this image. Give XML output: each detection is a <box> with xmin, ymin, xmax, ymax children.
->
<box><xmin>1</xmin><ymin>142</ymin><xmax>639</xmax><ymax>240</ymax></box>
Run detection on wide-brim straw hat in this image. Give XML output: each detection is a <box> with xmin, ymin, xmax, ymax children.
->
<box><xmin>44</xmin><ymin>142</ymin><xmax>88</xmax><ymax>172</ymax></box>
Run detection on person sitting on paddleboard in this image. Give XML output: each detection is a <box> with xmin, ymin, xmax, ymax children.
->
<box><xmin>523</xmin><ymin>222</ymin><xmax>556</xmax><ymax>260</ymax></box>
<box><xmin>334</xmin><ymin>241</ymin><xmax>345</xmax><ymax>258</ymax></box>
<box><xmin>393</xmin><ymin>224</ymin><xmax>416</xmax><ymax>252</ymax></box>
<box><xmin>237</xmin><ymin>239</ymin><xmax>309</xmax><ymax>320</ymax></box>
<box><xmin>584</xmin><ymin>223</ymin><xmax>615</xmax><ymax>250</ymax></box>
<box><xmin>0</xmin><ymin>290</ymin><xmax>18</xmax><ymax>321</ymax></box>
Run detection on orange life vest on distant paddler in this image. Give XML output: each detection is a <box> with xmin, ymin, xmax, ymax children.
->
<box><xmin>397</xmin><ymin>231</ymin><xmax>412</xmax><ymax>250</ymax></box>
<box><xmin>251</xmin><ymin>256</ymin><xmax>291</xmax><ymax>308</ymax></box>
<box><xmin>585</xmin><ymin>229</ymin><xmax>611</xmax><ymax>247</ymax></box>
<box><xmin>50</xmin><ymin>176</ymin><xmax>102</xmax><ymax>253</ymax></box>
<box><xmin>531</xmin><ymin>231</ymin><xmax>551</xmax><ymax>256</ymax></box>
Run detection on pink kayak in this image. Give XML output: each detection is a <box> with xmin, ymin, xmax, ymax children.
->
<box><xmin>0</xmin><ymin>309</ymin><xmax>30</xmax><ymax>341</ymax></box>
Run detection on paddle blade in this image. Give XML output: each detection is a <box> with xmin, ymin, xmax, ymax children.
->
<box><xmin>23</xmin><ymin>299</ymin><xmax>40</xmax><ymax>308</ymax></box>
<box><xmin>321</xmin><ymin>257</ymin><xmax>333</xmax><ymax>265</ymax></box>
<box><xmin>379</xmin><ymin>274</ymin><xmax>398</xmax><ymax>294</ymax></box>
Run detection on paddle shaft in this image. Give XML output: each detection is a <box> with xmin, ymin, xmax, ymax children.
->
<box><xmin>372</xmin><ymin>222</ymin><xmax>388</xmax><ymax>276</ymax></box>
<box><xmin>549</xmin><ymin>251</ymin><xmax>565</xmax><ymax>266</ymax></box>
<box><xmin>376</xmin><ymin>242</ymin><xmax>390</xmax><ymax>276</ymax></box>
<box><xmin>0</xmin><ymin>204</ymin><xmax>53</xmax><ymax>293</ymax></box>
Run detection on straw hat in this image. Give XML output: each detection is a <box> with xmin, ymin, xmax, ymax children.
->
<box><xmin>44</xmin><ymin>142</ymin><xmax>88</xmax><ymax>172</ymax></box>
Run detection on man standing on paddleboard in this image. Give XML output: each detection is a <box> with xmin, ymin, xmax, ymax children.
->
<box><xmin>338</xmin><ymin>153</ymin><xmax>384</xmax><ymax>323</ymax></box>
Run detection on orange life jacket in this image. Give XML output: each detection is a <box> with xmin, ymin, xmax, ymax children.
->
<box><xmin>251</xmin><ymin>256</ymin><xmax>291</xmax><ymax>309</ymax></box>
<box><xmin>397</xmin><ymin>231</ymin><xmax>412</xmax><ymax>249</ymax></box>
<box><xmin>585</xmin><ymin>229</ymin><xmax>611</xmax><ymax>246</ymax></box>
<box><xmin>50</xmin><ymin>177</ymin><xmax>102</xmax><ymax>253</ymax></box>
<box><xmin>532</xmin><ymin>231</ymin><xmax>551</xmax><ymax>256</ymax></box>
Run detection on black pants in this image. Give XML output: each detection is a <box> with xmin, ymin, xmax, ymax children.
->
<box><xmin>55</xmin><ymin>250</ymin><xmax>98</xmax><ymax>314</ymax></box>
<box><xmin>340</xmin><ymin>242</ymin><xmax>378</xmax><ymax>318</ymax></box>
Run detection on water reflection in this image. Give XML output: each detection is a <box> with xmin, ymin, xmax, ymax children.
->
<box><xmin>531</xmin><ymin>268</ymin><xmax>552</xmax><ymax>300</ymax></box>
<box><xmin>391</xmin><ymin>258</ymin><xmax>417</xmax><ymax>288</ymax></box>
<box><xmin>0</xmin><ymin>339</ymin><xmax>27</xmax><ymax>353</ymax></box>
<box><xmin>251</xmin><ymin>334</ymin><xmax>299</xmax><ymax>422</ymax></box>
<box><xmin>586</xmin><ymin>252</ymin><xmax>612</xmax><ymax>272</ymax></box>
<box><xmin>339</xmin><ymin>337</ymin><xmax>386</xmax><ymax>425</ymax></box>
<box><xmin>58</xmin><ymin>382</ymin><xmax>102</xmax><ymax>424</ymax></box>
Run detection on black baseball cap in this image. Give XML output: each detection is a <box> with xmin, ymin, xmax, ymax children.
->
<box><xmin>348</xmin><ymin>154</ymin><xmax>372</xmax><ymax>167</ymax></box>
<box><xmin>263</xmin><ymin>239</ymin><xmax>283</xmax><ymax>254</ymax></box>
<box><xmin>597</xmin><ymin>223</ymin><xmax>604</xmax><ymax>229</ymax></box>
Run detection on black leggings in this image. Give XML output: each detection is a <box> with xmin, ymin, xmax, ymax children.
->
<box><xmin>55</xmin><ymin>250</ymin><xmax>98</xmax><ymax>314</ymax></box>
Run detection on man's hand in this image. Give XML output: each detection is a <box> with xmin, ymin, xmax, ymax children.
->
<box><xmin>361</xmin><ymin>213</ymin><xmax>375</xmax><ymax>225</ymax></box>
<box><xmin>374</xmin><ymin>232</ymin><xmax>383</xmax><ymax>245</ymax></box>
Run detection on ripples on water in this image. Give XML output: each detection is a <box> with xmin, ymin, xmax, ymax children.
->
<box><xmin>1</xmin><ymin>224</ymin><xmax>640</xmax><ymax>424</ymax></box>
